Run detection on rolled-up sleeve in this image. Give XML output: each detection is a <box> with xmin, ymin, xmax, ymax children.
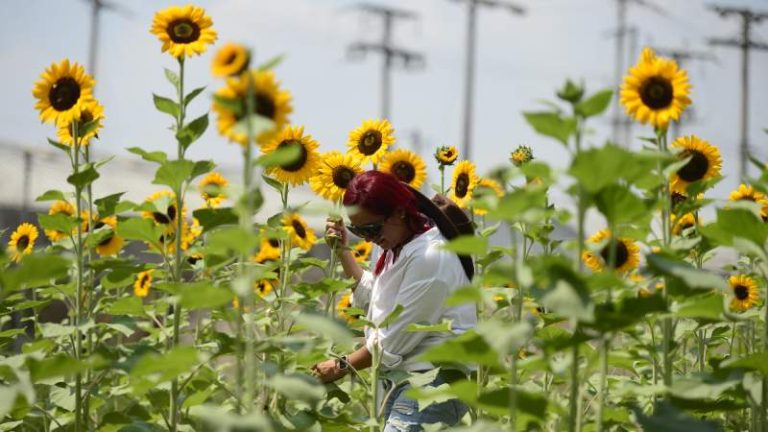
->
<box><xmin>351</xmin><ymin>270</ymin><xmax>374</xmax><ymax>310</ymax></box>
<box><xmin>365</xmin><ymin>250</ymin><xmax>449</xmax><ymax>369</ymax></box>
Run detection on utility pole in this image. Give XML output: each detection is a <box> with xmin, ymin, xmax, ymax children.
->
<box><xmin>708</xmin><ymin>6</ymin><xmax>768</xmax><ymax>180</ymax></box>
<box><xmin>609</xmin><ymin>0</ymin><xmax>664</xmax><ymax>147</ymax></box>
<box><xmin>81</xmin><ymin>0</ymin><xmax>134</xmax><ymax>78</ymax></box>
<box><xmin>653</xmin><ymin>46</ymin><xmax>717</xmax><ymax>140</ymax></box>
<box><xmin>449</xmin><ymin>0</ymin><xmax>525</xmax><ymax>162</ymax></box>
<box><xmin>347</xmin><ymin>4</ymin><xmax>425</xmax><ymax>121</ymax></box>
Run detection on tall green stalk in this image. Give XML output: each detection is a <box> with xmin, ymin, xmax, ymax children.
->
<box><xmin>242</xmin><ymin>71</ymin><xmax>257</xmax><ymax>412</ymax></box>
<box><xmin>71</xmin><ymin>122</ymin><xmax>84</xmax><ymax>432</ymax></box>
<box><xmin>569</xmin><ymin>114</ymin><xmax>585</xmax><ymax>432</ymax></box>
<box><xmin>657</xmin><ymin>129</ymin><xmax>673</xmax><ymax>389</ymax></box>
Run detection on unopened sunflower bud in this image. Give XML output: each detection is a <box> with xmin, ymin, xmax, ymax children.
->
<box><xmin>510</xmin><ymin>145</ymin><xmax>533</xmax><ymax>167</ymax></box>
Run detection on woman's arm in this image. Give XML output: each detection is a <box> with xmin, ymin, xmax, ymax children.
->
<box><xmin>311</xmin><ymin>346</ymin><xmax>372</xmax><ymax>383</ymax></box>
<box><xmin>326</xmin><ymin>218</ymin><xmax>364</xmax><ymax>282</ymax></box>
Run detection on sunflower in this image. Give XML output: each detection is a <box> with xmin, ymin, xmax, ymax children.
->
<box><xmin>150</xmin><ymin>5</ymin><xmax>217</xmax><ymax>59</ymax></box>
<box><xmin>671</xmin><ymin>213</ymin><xmax>697</xmax><ymax>236</ymax></box>
<box><xmin>669</xmin><ymin>136</ymin><xmax>722</xmax><ymax>194</ymax></box>
<box><xmin>142</xmin><ymin>191</ymin><xmax>184</xmax><ymax>234</ymax></box>
<box><xmin>8</xmin><ymin>223</ymin><xmax>38</xmax><ymax>263</ymax></box>
<box><xmin>510</xmin><ymin>145</ymin><xmax>533</xmax><ymax>167</ymax></box>
<box><xmin>93</xmin><ymin>216</ymin><xmax>124</xmax><ymax>257</ymax></box>
<box><xmin>352</xmin><ymin>241</ymin><xmax>373</xmax><ymax>263</ymax></box>
<box><xmin>473</xmin><ymin>178</ymin><xmax>505</xmax><ymax>216</ymax></box>
<box><xmin>253</xmin><ymin>231</ymin><xmax>281</xmax><ymax>263</ymax></box>
<box><xmin>56</xmin><ymin>99</ymin><xmax>104</xmax><ymax>146</ymax></box>
<box><xmin>449</xmin><ymin>160</ymin><xmax>479</xmax><ymax>208</ymax></box>
<box><xmin>254</xmin><ymin>279</ymin><xmax>274</xmax><ymax>298</ymax></box>
<box><xmin>33</xmin><ymin>59</ymin><xmax>95</xmax><ymax>126</ymax></box>
<box><xmin>728</xmin><ymin>183</ymin><xmax>768</xmax><ymax>219</ymax></box>
<box><xmin>310</xmin><ymin>151</ymin><xmax>364</xmax><ymax>202</ymax></box>
<box><xmin>346</xmin><ymin>119</ymin><xmax>395</xmax><ymax>165</ymax></box>
<box><xmin>134</xmin><ymin>270</ymin><xmax>153</xmax><ymax>298</ymax></box>
<box><xmin>261</xmin><ymin>125</ymin><xmax>321</xmax><ymax>186</ymax></box>
<box><xmin>434</xmin><ymin>146</ymin><xmax>458</xmax><ymax>166</ymax></box>
<box><xmin>44</xmin><ymin>200</ymin><xmax>76</xmax><ymax>242</ymax></box>
<box><xmin>380</xmin><ymin>148</ymin><xmax>427</xmax><ymax>189</ymax></box>
<box><xmin>620</xmin><ymin>47</ymin><xmax>692</xmax><ymax>130</ymax></box>
<box><xmin>581</xmin><ymin>229</ymin><xmax>640</xmax><ymax>273</ymax></box>
<box><xmin>213</xmin><ymin>69</ymin><xmax>292</xmax><ymax>146</ymax></box>
<box><xmin>729</xmin><ymin>275</ymin><xmax>760</xmax><ymax>312</ymax></box>
<box><xmin>282</xmin><ymin>213</ymin><xmax>316</xmax><ymax>251</ymax></box>
<box><xmin>198</xmin><ymin>172</ymin><xmax>229</xmax><ymax>208</ymax></box>
<box><xmin>211</xmin><ymin>42</ymin><xmax>250</xmax><ymax>78</ymax></box>
<box><xmin>337</xmin><ymin>293</ymin><xmax>359</xmax><ymax>322</ymax></box>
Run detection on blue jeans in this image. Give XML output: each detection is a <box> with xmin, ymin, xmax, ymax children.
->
<box><xmin>381</xmin><ymin>373</ymin><xmax>468</xmax><ymax>431</ymax></box>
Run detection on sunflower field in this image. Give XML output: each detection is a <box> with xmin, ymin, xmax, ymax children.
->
<box><xmin>2</xmin><ymin>3</ymin><xmax>768</xmax><ymax>432</ymax></box>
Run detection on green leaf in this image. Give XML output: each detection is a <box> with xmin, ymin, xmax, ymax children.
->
<box><xmin>212</xmin><ymin>94</ymin><xmax>243</xmax><ymax>117</ymax></box>
<box><xmin>269</xmin><ymin>374</ymin><xmax>325</xmax><ymax>403</ymax></box>
<box><xmin>47</xmin><ymin>138</ymin><xmax>69</xmax><ymax>152</ymax></box>
<box><xmin>191</xmin><ymin>160</ymin><xmax>215</xmax><ymax>180</ymax></box>
<box><xmin>646</xmin><ymin>253</ymin><xmax>728</xmax><ymax>292</ymax></box>
<box><xmin>27</xmin><ymin>354</ymin><xmax>107</xmax><ymax>383</ymax></box>
<box><xmin>193</xmin><ymin>207</ymin><xmax>238</xmax><ymax>232</ymax></box>
<box><xmin>631</xmin><ymin>401</ymin><xmax>720</xmax><ymax>431</ymax></box>
<box><xmin>476</xmin><ymin>319</ymin><xmax>533</xmax><ymax>357</ymax></box>
<box><xmin>205</xmin><ymin>226</ymin><xmax>259</xmax><ymax>256</ymax></box>
<box><xmin>700</xmin><ymin>208</ymin><xmax>768</xmax><ymax>249</ymax></box>
<box><xmin>255</xmin><ymin>143</ymin><xmax>302</xmax><ymax>168</ymax></box>
<box><xmin>107</xmin><ymin>297</ymin><xmax>146</xmax><ymax>317</ymax></box>
<box><xmin>37</xmin><ymin>213</ymin><xmax>77</xmax><ymax>234</ymax></box>
<box><xmin>184</xmin><ymin>86</ymin><xmax>206</xmax><ymax>107</ymax></box>
<box><xmin>130</xmin><ymin>346</ymin><xmax>201</xmax><ymax>394</ymax></box>
<box><xmin>293</xmin><ymin>313</ymin><xmax>354</xmax><ymax>350</ymax></box>
<box><xmin>575</xmin><ymin>89</ymin><xmax>613</xmax><ymax>118</ymax></box>
<box><xmin>35</xmin><ymin>190</ymin><xmax>67</xmax><ymax>202</ymax></box>
<box><xmin>178</xmin><ymin>282</ymin><xmax>232</xmax><ymax>310</ymax></box>
<box><xmin>116</xmin><ymin>218</ymin><xmax>163</xmax><ymax>245</ymax></box>
<box><xmin>522</xmin><ymin>112</ymin><xmax>576</xmax><ymax>146</ymax></box>
<box><xmin>476</xmin><ymin>387</ymin><xmax>548</xmax><ymax>419</ymax></box>
<box><xmin>153</xmin><ymin>94</ymin><xmax>180</xmax><ymax>118</ymax></box>
<box><xmin>127</xmin><ymin>147</ymin><xmax>167</xmax><ymax>164</ymax></box>
<box><xmin>4</xmin><ymin>255</ymin><xmax>70</xmax><ymax>293</ymax></box>
<box><xmin>258</xmin><ymin>54</ymin><xmax>285</xmax><ymax>71</ymax></box>
<box><xmin>164</xmin><ymin>68</ymin><xmax>180</xmax><ymax>91</ymax></box>
<box><xmin>261</xmin><ymin>174</ymin><xmax>285</xmax><ymax>194</ymax></box>
<box><xmin>406</xmin><ymin>320</ymin><xmax>453</xmax><ymax>333</ymax></box>
<box><xmin>542</xmin><ymin>280</ymin><xmax>594</xmax><ymax>323</ymax></box>
<box><xmin>442</xmin><ymin>235</ymin><xmax>487</xmax><ymax>256</ymax></box>
<box><xmin>418</xmin><ymin>330</ymin><xmax>504</xmax><ymax>369</ymax></box>
<box><xmin>593</xmin><ymin>184</ymin><xmax>649</xmax><ymax>226</ymax></box>
<box><xmin>233</xmin><ymin>114</ymin><xmax>275</xmax><ymax>138</ymax></box>
<box><xmin>569</xmin><ymin>145</ymin><xmax>661</xmax><ymax>193</ymax></box>
<box><xmin>67</xmin><ymin>163</ymin><xmax>99</xmax><ymax>188</ymax></box>
<box><xmin>95</xmin><ymin>192</ymin><xmax>126</xmax><ymax>217</ymax></box>
<box><xmin>589</xmin><ymin>295</ymin><xmax>667</xmax><ymax>332</ymax></box>
<box><xmin>720</xmin><ymin>351</ymin><xmax>768</xmax><ymax>376</ymax></box>
<box><xmin>152</xmin><ymin>159</ymin><xmax>195</xmax><ymax>192</ymax></box>
<box><xmin>177</xmin><ymin>113</ymin><xmax>209</xmax><ymax>151</ymax></box>
<box><xmin>668</xmin><ymin>375</ymin><xmax>740</xmax><ymax>400</ymax></box>
<box><xmin>673</xmin><ymin>294</ymin><xmax>725</xmax><ymax>321</ymax></box>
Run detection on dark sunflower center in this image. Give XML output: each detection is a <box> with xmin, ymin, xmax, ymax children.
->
<box><xmin>734</xmin><ymin>285</ymin><xmax>749</xmax><ymax>300</ymax></box>
<box><xmin>600</xmin><ymin>240</ymin><xmax>629</xmax><ymax>269</ymax></box>
<box><xmin>168</xmin><ymin>19</ymin><xmax>201</xmax><ymax>43</ymax></box>
<box><xmin>455</xmin><ymin>174</ymin><xmax>469</xmax><ymax>198</ymax></box>
<box><xmin>332</xmin><ymin>166</ymin><xmax>356</xmax><ymax>189</ymax></box>
<box><xmin>258</xmin><ymin>282</ymin><xmax>269</xmax><ymax>294</ymax></box>
<box><xmin>49</xmin><ymin>77</ymin><xmax>81</xmax><ymax>111</ymax></box>
<box><xmin>224</xmin><ymin>51</ymin><xmax>238</xmax><ymax>66</ymax></box>
<box><xmin>392</xmin><ymin>161</ymin><xmax>416</xmax><ymax>183</ymax></box>
<box><xmin>268</xmin><ymin>239</ymin><xmax>280</xmax><ymax>248</ymax></box>
<box><xmin>98</xmin><ymin>232</ymin><xmax>114</xmax><ymax>247</ymax></box>
<box><xmin>639</xmin><ymin>76</ymin><xmax>674</xmax><ymax>110</ymax></box>
<box><xmin>139</xmin><ymin>274</ymin><xmax>150</xmax><ymax>288</ymax></box>
<box><xmin>677</xmin><ymin>150</ymin><xmax>709</xmax><ymax>182</ymax></box>
<box><xmin>277</xmin><ymin>140</ymin><xmax>308</xmax><ymax>172</ymax></box>
<box><xmin>358</xmin><ymin>130</ymin><xmax>382</xmax><ymax>155</ymax></box>
<box><xmin>354</xmin><ymin>248</ymin><xmax>364</xmax><ymax>258</ymax></box>
<box><xmin>153</xmin><ymin>212</ymin><xmax>171</xmax><ymax>224</ymax></box>
<box><xmin>671</xmin><ymin>192</ymin><xmax>687</xmax><ymax>209</ymax></box>
<box><xmin>444</xmin><ymin>150</ymin><xmax>454</xmax><ymax>159</ymax></box>
<box><xmin>292</xmin><ymin>220</ymin><xmax>307</xmax><ymax>239</ymax></box>
<box><xmin>254</xmin><ymin>92</ymin><xmax>276</xmax><ymax>120</ymax></box>
<box><xmin>17</xmin><ymin>235</ymin><xmax>30</xmax><ymax>250</ymax></box>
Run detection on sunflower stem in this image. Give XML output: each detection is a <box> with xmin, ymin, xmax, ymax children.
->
<box><xmin>596</xmin><ymin>335</ymin><xmax>611</xmax><ymax>432</ymax></box>
<box><xmin>83</xmin><ymin>144</ymin><xmax>94</xmax><ymax>432</ymax></box>
<box><xmin>657</xmin><ymin>128</ymin><xmax>674</xmax><ymax>391</ymax></box>
<box><xmin>440</xmin><ymin>165</ymin><xmax>446</xmax><ymax>195</ymax></box>
<box><xmin>71</xmin><ymin>122</ymin><xmax>84</xmax><ymax>432</ymax></box>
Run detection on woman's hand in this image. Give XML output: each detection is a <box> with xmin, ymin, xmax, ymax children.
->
<box><xmin>311</xmin><ymin>359</ymin><xmax>346</xmax><ymax>383</ymax></box>
<box><xmin>325</xmin><ymin>217</ymin><xmax>348</xmax><ymax>249</ymax></box>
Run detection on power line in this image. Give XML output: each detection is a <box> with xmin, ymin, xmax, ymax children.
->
<box><xmin>346</xmin><ymin>3</ymin><xmax>425</xmax><ymax>121</ymax></box>
<box><xmin>708</xmin><ymin>5</ymin><xmax>768</xmax><ymax>180</ymax></box>
<box><xmin>448</xmin><ymin>0</ymin><xmax>525</xmax><ymax>162</ymax></box>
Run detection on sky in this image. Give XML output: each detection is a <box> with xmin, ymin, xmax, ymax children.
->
<box><xmin>1</xmin><ymin>0</ymin><xmax>767</xmax><ymax>215</ymax></box>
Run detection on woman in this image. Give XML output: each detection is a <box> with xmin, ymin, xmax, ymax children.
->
<box><xmin>311</xmin><ymin>170</ymin><xmax>477</xmax><ymax>430</ymax></box>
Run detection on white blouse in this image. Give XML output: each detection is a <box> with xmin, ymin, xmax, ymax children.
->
<box><xmin>352</xmin><ymin>226</ymin><xmax>477</xmax><ymax>371</ymax></box>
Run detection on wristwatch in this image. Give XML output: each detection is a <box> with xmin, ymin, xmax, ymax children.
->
<box><xmin>336</xmin><ymin>355</ymin><xmax>349</xmax><ymax>371</ymax></box>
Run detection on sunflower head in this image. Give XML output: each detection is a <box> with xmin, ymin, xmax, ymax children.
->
<box><xmin>134</xmin><ymin>270</ymin><xmax>154</xmax><ymax>298</ymax></box>
<box><xmin>346</xmin><ymin>119</ymin><xmax>395</xmax><ymax>165</ymax></box>
<box><xmin>261</xmin><ymin>126</ymin><xmax>321</xmax><ymax>186</ymax></box>
<box><xmin>449</xmin><ymin>160</ymin><xmax>479</xmax><ymax>208</ymax></box>
<box><xmin>211</xmin><ymin>42</ymin><xmax>250</xmax><ymax>78</ymax></box>
<box><xmin>310</xmin><ymin>151</ymin><xmax>364</xmax><ymax>202</ymax></box>
<box><xmin>282</xmin><ymin>213</ymin><xmax>316</xmax><ymax>251</ymax></box>
<box><xmin>150</xmin><ymin>5</ymin><xmax>218</xmax><ymax>59</ymax></box>
<box><xmin>510</xmin><ymin>145</ymin><xmax>534</xmax><ymax>167</ymax></box>
<box><xmin>44</xmin><ymin>201</ymin><xmax>76</xmax><ymax>242</ymax></box>
<box><xmin>352</xmin><ymin>241</ymin><xmax>373</xmax><ymax>263</ymax></box>
<box><xmin>671</xmin><ymin>213</ymin><xmax>697</xmax><ymax>237</ymax></box>
<box><xmin>337</xmin><ymin>293</ymin><xmax>360</xmax><ymax>322</ymax></box>
<box><xmin>581</xmin><ymin>229</ymin><xmax>640</xmax><ymax>273</ymax></box>
<box><xmin>254</xmin><ymin>279</ymin><xmax>274</xmax><ymax>298</ymax></box>
<box><xmin>198</xmin><ymin>172</ymin><xmax>229</xmax><ymax>208</ymax></box>
<box><xmin>434</xmin><ymin>146</ymin><xmax>459</xmax><ymax>166</ymax></box>
<box><xmin>380</xmin><ymin>148</ymin><xmax>427</xmax><ymax>189</ymax></box>
<box><xmin>213</xmin><ymin>70</ymin><xmax>293</xmax><ymax>146</ymax></box>
<box><xmin>473</xmin><ymin>178</ymin><xmax>505</xmax><ymax>216</ymax></box>
<box><xmin>729</xmin><ymin>183</ymin><xmax>768</xmax><ymax>219</ymax></box>
<box><xmin>33</xmin><ymin>59</ymin><xmax>95</xmax><ymax>126</ymax></box>
<box><xmin>56</xmin><ymin>99</ymin><xmax>105</xmax><ymax>146</ymax></box>
<box><xmin>669</xmin><ymin>135</ymin><xmax>722</xmax><ymax>194</ymax></box>
<box><xmin>253</xmin><ymin>230</ymin><xmax>281</xmax><ymax>263</ymax></box>
<box><xmin>729</xmin><ymin>275</ymin><xmax>760</xmax><ymax>312</ymax></box>
<box><xmin>142</xmin><ymin>191</ymin><xmax>184</xmax><ymax>234</ymax></box>
<box><xmin>93</xmin><ymin>216</ymin><xmax>124</xmax><ymax>257</ymax></box>
<box><xmin>620</xmin><ymin>47</ymin><xmax>692</xmax><ymax>130</ymax></box>
<box><xmin>8</xmin><ymin>223</ymin><xmax>39</xmax><ymax>263</ymax></box>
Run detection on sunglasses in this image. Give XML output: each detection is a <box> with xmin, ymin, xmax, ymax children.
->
<box><xmin>347</xmin><ymin>218</ymin><xmax>387</xmax><ymax>239</ymax></box>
